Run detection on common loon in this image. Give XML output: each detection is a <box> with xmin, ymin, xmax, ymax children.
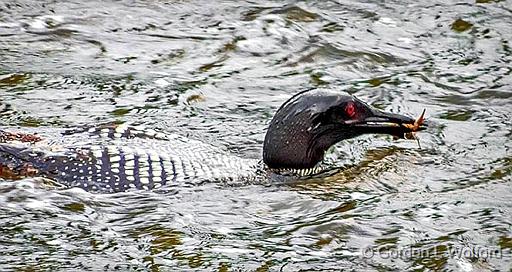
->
<box><xmin>0</xmin><ymin>89</ymin><xmax>426</xmax><ymax>193</ymax></box>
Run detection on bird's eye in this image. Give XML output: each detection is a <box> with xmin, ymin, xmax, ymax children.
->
<box><xmin>345</xmin><ymin>102</ymin><xmax>356</xmax><ymax>118</ymax></box>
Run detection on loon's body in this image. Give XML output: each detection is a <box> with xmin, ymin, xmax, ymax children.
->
<box><xmin>0</xmin><ymin>89</ymin><xmax>426</xmax><ymax>193</ymax></box>
<box><xmin>1</xmin><ymin>124</ymin><xmax>260</xmax><ymax>192</ymax></box>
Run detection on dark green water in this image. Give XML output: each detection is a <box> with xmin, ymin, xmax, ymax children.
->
<box><xmin>0</xmin><ymin>0</ymin><xmax>511</xmax><ymax>271</ymax></box>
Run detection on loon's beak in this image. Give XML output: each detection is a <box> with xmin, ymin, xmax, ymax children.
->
<box><xmin>354</xmin><ymin>109</ymin><xmax>427</xmax><ymax>138</ymax></box>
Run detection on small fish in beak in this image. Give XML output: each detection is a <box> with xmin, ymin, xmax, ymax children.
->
<box><xmin>397</xmin><ymin>109</ymin><xmax>426</xmax><ymax>148</ymax></box>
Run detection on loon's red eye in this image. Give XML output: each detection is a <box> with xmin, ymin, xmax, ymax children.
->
<box><xmin>345</xmin><ymin>102</ymin><xmax>356</xmax><ymax>118</ymax></box>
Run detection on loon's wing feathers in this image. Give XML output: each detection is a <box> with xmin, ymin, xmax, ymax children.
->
<box><xmin>63</xmin><ymin>123</ymin><xmax>178</xmax><ymax>142</ymax></box>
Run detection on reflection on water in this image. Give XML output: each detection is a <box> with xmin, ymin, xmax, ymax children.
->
<box><xmin>0</xmin><ymin>0</ymin><xmax>511</xmax><ymax>271</ymax></box>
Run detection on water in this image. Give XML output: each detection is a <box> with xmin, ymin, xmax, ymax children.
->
<box><xmin>1</xmin><ymin>0</ymin><xmax>511</xmax><ymax>271</ymax></box>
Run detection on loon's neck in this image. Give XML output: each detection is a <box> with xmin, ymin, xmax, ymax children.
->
<box><xmin>265</xmin><ymin>165</ymin><xmax>326</xmax><ymax>177</ymax></box>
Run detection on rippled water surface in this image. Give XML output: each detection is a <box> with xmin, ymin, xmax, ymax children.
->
<box><xmin>1</xmin><ymin>0</ymin><xmax>511</xmax><ymax>271</ymax></box>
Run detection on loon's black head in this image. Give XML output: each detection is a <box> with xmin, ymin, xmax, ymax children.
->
<box><xmin>263</xmin><ymin>89</ymin><xmax>426</xmax><ymax>170</ymax></box>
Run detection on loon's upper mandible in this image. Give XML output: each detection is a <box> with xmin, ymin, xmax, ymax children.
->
<box><xmin>0</xmin><ymin>90</ymin><xmax>426</xmax><ymax>193</ymax></box>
